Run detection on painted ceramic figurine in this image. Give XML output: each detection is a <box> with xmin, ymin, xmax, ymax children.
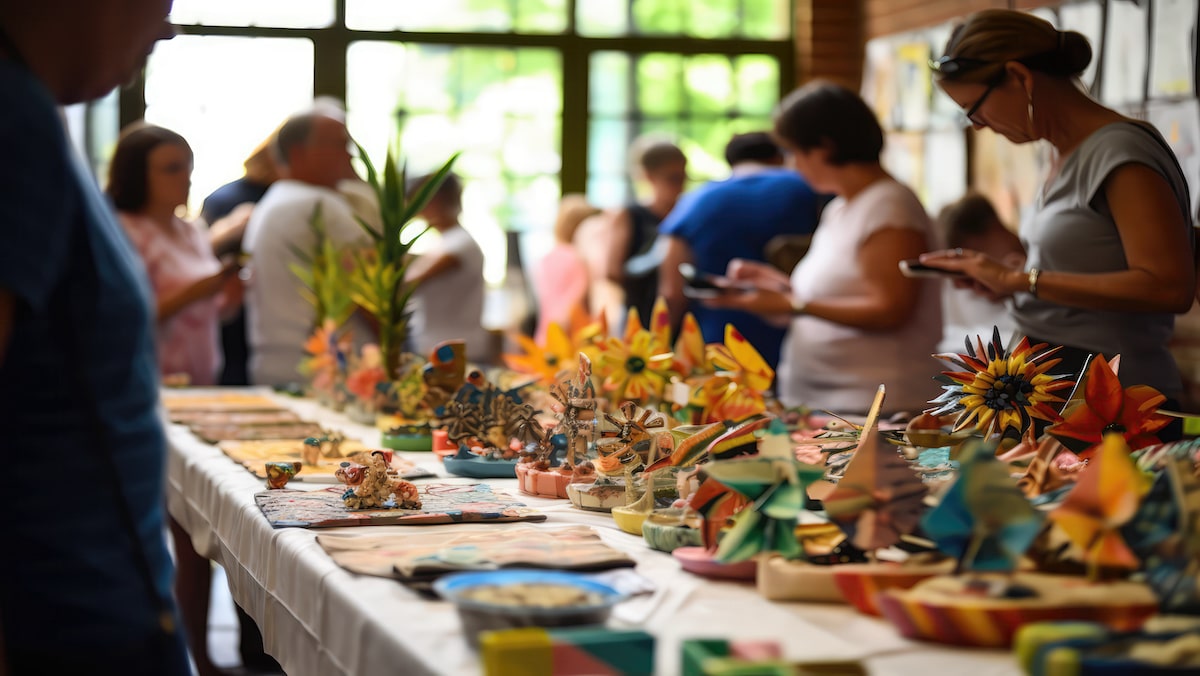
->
<box><xmin>265</xmin><ymin>461</ymin><xmax>302</xmax><ymax>489</ymax></box>
<box><xmin>336</xmin><ymin>451</ymin><xmax>421</xmax><ymax>510</ymax></box>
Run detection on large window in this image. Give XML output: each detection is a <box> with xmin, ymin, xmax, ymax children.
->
<box><xmin>124</xmin><ymin>0</ymin><xmax>792</xmax><ymax>294</ymax></box>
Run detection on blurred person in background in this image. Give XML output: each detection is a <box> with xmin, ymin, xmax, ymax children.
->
<box><xmin>533</xmin><ymin>194</ymin><xmax>599</xmax><ymax>342</ymax></box>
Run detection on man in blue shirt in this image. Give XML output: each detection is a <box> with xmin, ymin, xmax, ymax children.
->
<box><xmin>0</xmin><ymin>2</ymin><xmax>190</xmax><ymax>673</ymax></box>
<box><xmin>659</xmin><ymin>132</ymin><xmax>820</xmax><ymax>370</ymax></box>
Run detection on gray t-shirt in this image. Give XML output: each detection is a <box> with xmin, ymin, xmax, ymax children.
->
<box><xmin>1015</xmin><ymin>122</ymin><xmax>1192</xmax><ymax>398</ymax></box>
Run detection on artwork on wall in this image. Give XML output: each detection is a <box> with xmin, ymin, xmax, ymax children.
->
<box><xmin>1102</xmin><ymin>0</ymin><xmax>1150</xmax><ymax>106</ymax></box>
<box><xmin>1149</xmin><ymin>0</ymin><xmax>1199</xmax><ymax>99</ymax></box>
<box><xmin>895</xmin><ymin>38</ymin><xmax>932</xmax><ymax>131</ymax></box>
<box><xmin>862</xmin><ymin>36</ymin><xmax>899</xmax><ymax>129</ymax></box>
<box><xmin>1058</xmin><ymin>1</ymin><xmax>1105</xmax><ymax>94</ymax></box>
<box><xmin>882</xmin><ymin>131</ymin><xmax>924</xmax><ymax>197</ymax></box>
<box><xmin>971</xmin><ymin>129</ymin><xmax>1049</xmax><ymax>231</ymax></box>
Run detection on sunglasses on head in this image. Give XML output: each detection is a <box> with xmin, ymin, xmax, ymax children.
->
<box><xmin>928</xmin><ymin>55</ymin><xmax>990</xmax><ymax>76</ymax></box>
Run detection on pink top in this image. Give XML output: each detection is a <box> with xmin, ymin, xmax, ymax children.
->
<box><xmin>119</xmin><ymin>213</ymin><xmax>222</xmax><ymax>386</ymax></box>
<box><xmin>534</xmin><ymin>243</ymin><xmax>589</xmax><ymax>342</ymax></box>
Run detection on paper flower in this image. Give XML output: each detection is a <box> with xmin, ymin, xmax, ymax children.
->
<box><xmin>300</xmin><ymin>318</ymin><xmax>350</xmax><ymax>392</ymax></box>
<box><xmin>1048</xmin><ymin>433</ymin><xmax>1152</xmax><ymax>576</ymax></box>
<box><xmin>1048</xmin><ymin>355</ymin><xmax>1170</xmax><ymax>457</ymax></box>
<box><xmin>930</xmin><ymin>328</ymin><xmax>1073</xmax><ymax>438</ymax></box>
<box><xmin>346</xmin><ymin>344</ymin><xmax>386</xmax><ymax>401</ymax></box>
<box><xmin>595</xmin><ymin>306</ymin><xmax>673</xmax><ymax>403</ymax></box>
<box><xmin>702</xmin><ymin>325</ymin><xmax>775</xmax><ymax>423</ymax></box>
<box><xmin>503</xmin><ymin>322</ymin><xmax>577</xmax><ymax>386</ymax></box>
<box><xmin>671</xmin><ymin>312</ymin><xmax>710</xmax><ymax>377</ymax></box>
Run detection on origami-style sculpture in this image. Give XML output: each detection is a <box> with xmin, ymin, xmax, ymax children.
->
<box><xmin>1048</xmin><ymin>355</ymin><xmax>1171</xmax><ymax>458</ymax></box>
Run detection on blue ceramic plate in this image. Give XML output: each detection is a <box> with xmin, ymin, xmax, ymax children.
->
<box><xmin>433</xmin><ymin>569</ymin><xmax>626</xmax><ymax>646</ymax></box>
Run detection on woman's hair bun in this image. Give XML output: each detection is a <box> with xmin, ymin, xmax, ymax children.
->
<box><xmin>1056</xmin><ymin>30</ymin><xmax>1092</xmax><ymax>77</ymax></box>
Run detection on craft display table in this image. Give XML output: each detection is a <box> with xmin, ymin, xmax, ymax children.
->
<box><xmin>165</xmin><ymin>388</ymin><xmax>1023</xmax><ymax>676</ymax></box>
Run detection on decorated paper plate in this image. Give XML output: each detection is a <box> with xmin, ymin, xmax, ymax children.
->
<box><xmin>877</xmin><ymin>573</ymin><xmax>1159</xmax><ymax>648</ymax></box>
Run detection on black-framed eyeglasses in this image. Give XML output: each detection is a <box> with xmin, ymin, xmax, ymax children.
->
<box><xmin>962</xmin><ymin>76</ymin><xmax>1003</xmax><ymax>126</ymax></box>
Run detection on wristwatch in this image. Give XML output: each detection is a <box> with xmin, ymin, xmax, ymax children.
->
<box><xmin>790</xmin><ymin>297</ymin><xmax>807</xmax><ymax>315</ymax></box>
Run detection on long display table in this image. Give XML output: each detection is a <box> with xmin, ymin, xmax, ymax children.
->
<box><xmin>164</xmin><ymin>388</ymin><xmax>1022</xmax><ymax>676</ymax></box>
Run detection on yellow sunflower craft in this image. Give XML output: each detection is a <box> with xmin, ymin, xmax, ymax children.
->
<box><xmin>929</xmin><ymin>328</ymin><xmax>1074</xmax><ymax>438</ymax></box>
<box><xmin>502</xmin><ymin>309</ymin><xmax>610</xmax><ymax>386</ymax></box>
<box><xmin>595</xmin><ymin>305</ymin><xmax>673</xmax><ymax>404</ymax></box>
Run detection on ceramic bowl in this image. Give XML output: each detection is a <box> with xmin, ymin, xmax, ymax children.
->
<box><xmin>434</xmin><ymin>569</ymin><xmax>624</xmax><ymax>647</ymax></box>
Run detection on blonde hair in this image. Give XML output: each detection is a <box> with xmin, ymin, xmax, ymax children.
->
<box><xmin>937</xmin><ymin>9</ymin><xmax>1092</xmax><ymax>85</ymax></box>
<box><xmin>554</xmin><ymin>194</ymin><xmax>600</xmax><ymax>244</ymax></box>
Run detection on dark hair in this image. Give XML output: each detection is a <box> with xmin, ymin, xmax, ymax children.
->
<box><xmin>629</xmin><ymin>135</ymin><xmax>686</xmax><ymax>176</ymax></box>
<box><xmin>937</xmin><ymin>193</ymin><xmax>1002</xmax><ymax>249</ymax></box>
<box><xmin>273</xmin><ymin>113</ymin><xmax>319</xmax><ymax>168</ymax></box>
<box><xmin>935</xmin><ymin>9</ymin><xmax>1092</xmax><ymax>85</ymax></box>
<box><xmin>106</xmin><ymin>122</ymin><xmax>192</xmax><ymax>212</ymax></box>
<box><xmin>773</xmin><ymin>81</ymin><xmax>883</xmax><ymax>165</ymax></box>
<box><xmin>409</xmin><ymin>171</ymin><xmax>463</xmax><ymax>210</ymax></box>
<box><xmin>724</xmin><ymin>132</ymin><xmax>782</xmax><ymax>166</ymax></box>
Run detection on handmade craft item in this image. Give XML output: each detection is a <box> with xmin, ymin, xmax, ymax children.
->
<box><xmin>1048</xmin><ymin>433</ymin><xmax>1152</xmax><ymax>577</ymax></box>
<box><xmin>594</xmin><ymin>302</ymin><xmax>674</xmax><ymax>405</ymax></box>
<box><xmin>929</xmin><ymin>328</ymin><xmax>1073</xmax><ymax>438</ymax></box>
<box><xmin>879</xmin><ymin>437</ymin><xmax>1158</xmax><ymax>647</ymax></box>
<box><xmin>315</xmin><ymin>525</ymin><xmax>634</xmax><ymax>580</ymax></box>
<box><xmin>264</xmin><ymin>461</ymin><xmax>301</xmax><ymax>489</ymax></box>
<box><xmin>255</xmin><ymin>482</ymin><xmax>543</xmax><ymax>528</ymax></box>
<box><xmin>547</xmin><ymin>354</ymin><xmax>602</xmax><ymax>468</ymax></box>
<box><xmin>335</xmin><ymin>451</ymin><xmax>422</xmax><ymax>510</ymax></box>
<box><xmin>482</xmin><ymin>628</ymin><xmax>654</xmax><ymax>676</ymax></box>
<box><xmin>190</xmin><ymin>421</ymin><xmax>326</xmax><ymax>444</ymax></box>
<box><xmin>1048</xmin><ymin>355</ymin><xmax>1171</xmax><ymax>457</ymax></box>
<box><xmin>1015</xmin><ymin>621</ymin><xmax>1200</xmax><ymax>676</ymax></box>
<box><xmin>439</xmin><ymin>374</ymin><xmax>542</xmax><ymax>478</ymax></box>
<box><xmin>161</xmin><ymin>392</ymin><xmax>280</xmax><ymax>412</ymax></box>
<box><xmin>169</xmin><ymin>409</ymin><xmax>302</xmax><ymax>425</ymax></box>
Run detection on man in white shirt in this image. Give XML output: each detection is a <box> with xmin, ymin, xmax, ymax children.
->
<box><xmin>406</xmin><ymin>173</ymin><xmax>493</xmax><ymax>363</ymax></box>
<box><xmin>243</xmin><ymin>106</ymin><xmax>371</xmax><ymax>385</ymax></box>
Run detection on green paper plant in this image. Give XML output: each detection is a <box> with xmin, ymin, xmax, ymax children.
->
<box><xmin>289</xmin><ymin>203</ymin><xmax>355</xmax><ymax>329</ymax></box>
<box><xmin>348</xmin><ymin>139</ymin><xmax>459</xmax><ymax>377</ymax></box>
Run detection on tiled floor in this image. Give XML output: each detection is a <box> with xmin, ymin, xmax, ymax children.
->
<box><xmin>209</xmin><ymin>566</ymin><xmax>242</xmax><ymax>669</ymax></box>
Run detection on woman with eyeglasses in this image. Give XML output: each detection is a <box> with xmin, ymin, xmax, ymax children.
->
<box><xmin>706</xmin><ymin>81</ymin><xmax>943</xmax><ymax>416</ymax></box>
<box><xmin>921</xmin><ymin>9</ymin><xmax>1194</xmax><ymax>406</ymax></box>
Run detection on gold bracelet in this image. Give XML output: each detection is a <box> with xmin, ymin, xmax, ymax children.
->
<box><xmin>790</xmin><ymin>297</ymin><xmax>807</xmax><ymax>315</ymax></box>
<box><xmin>1027</xmin><ymin>267</ymin><xmax>1041</xmax><ymax>297</ymax></box>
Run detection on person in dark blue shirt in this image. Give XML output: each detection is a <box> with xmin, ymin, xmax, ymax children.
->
<box><xmin>0</xmin><ymin>2</ymin><xmax>190</xmax><ymax>674</ymax></box>
<box><xmin>200</xmin><ymin>136</ymin><xmax>278</xmax><ymax>387</ymax></box>
<box><xmin>659</xmin><ymin>132</ymin><xmax>821</xmax><ymax>370</ymax></box>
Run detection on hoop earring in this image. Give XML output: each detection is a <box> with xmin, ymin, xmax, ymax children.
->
<box><xmin>1027</xmin><ymin>97</ymin><xmax>1035</xmax><ymax>136</ymax></box>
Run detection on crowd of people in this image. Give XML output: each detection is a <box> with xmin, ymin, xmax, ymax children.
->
<box><xmin>1</xmin><ymin>2</ymin><xmax>1196</xmax><ymax>673</ymax></box>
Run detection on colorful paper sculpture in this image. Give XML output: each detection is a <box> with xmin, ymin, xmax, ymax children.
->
<box><xmin>703</xmin><ymin>419</ymin><xmax>826</xmax><ymax>563</ymax></box>
<box><xmin>930</xmin><ymin>328</ymin><xmax>1073</xmax><ymax>438</ymax></box>
<box><xmin>823</xmin><ymin>386</ymin><xmax>929</xmax><ymax>553</ymax></box>
<box><xmin>922</xmin><ymin>440</ymin><xmax>1044</xmax><ymax>573</ymax></box>
<box><xmin>1048</xmin><ymin>355</ymin><xmax>1170</xmax><ymax>457</ymax></box>
<box><xmin>1048</xmin><ymin>434</ymin><xmax>1152</xmax><ymax>577</ymax></box>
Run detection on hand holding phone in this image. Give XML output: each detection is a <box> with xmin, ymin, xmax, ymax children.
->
<box><xmin>679</xmin><ymin>263</ymin><xmax>756</xmax><ymax>298</ymax></box>
<box><xmin>899</xmin><ymin>259</ymin><xmax>967</xmax><ymax>279</ymax></box>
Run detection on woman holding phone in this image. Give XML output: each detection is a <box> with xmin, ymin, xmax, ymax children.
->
<box><xmin>707</xmin><ymin>81</ymin><xmax>942</xmax><ymax>416</ymax></box>
<box><xmin>921</xmin><ymin>9</ymin><xmax>1193</xmax><ymax>403</ymax></box>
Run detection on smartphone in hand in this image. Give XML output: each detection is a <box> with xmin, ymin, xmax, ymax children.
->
<box><xmin>679</xmin><ymin>263</ymin><xmax>756</xmax><ymax>298</ymax></box>
<box><xmin>898</xmin><ymin>259</ymin><xmax>966</xmax><ymax>279</ymax></box>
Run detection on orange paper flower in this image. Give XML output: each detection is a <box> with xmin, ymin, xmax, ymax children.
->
<box><xmin>1048</xmin><ymin>356</ymin><xmax>1169</xmax><ymax>457</ymax></box>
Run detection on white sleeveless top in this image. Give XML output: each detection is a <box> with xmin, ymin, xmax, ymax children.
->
<box><xmin>778</xmin><ymin>178</ymin><xmax>943</xmax><ymax>415</ymax></box>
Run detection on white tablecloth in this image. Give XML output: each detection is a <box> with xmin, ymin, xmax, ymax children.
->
<box><xmin>165</xmin><ymin>388</ymin><xmax>1022</xmax><ymax>676</ymax></box>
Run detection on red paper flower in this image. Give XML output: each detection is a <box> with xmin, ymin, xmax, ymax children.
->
<box><xmin>1048</xmin><ymin>356</ymin><xmax>1170</xmax><ymax>457</ymax></box>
